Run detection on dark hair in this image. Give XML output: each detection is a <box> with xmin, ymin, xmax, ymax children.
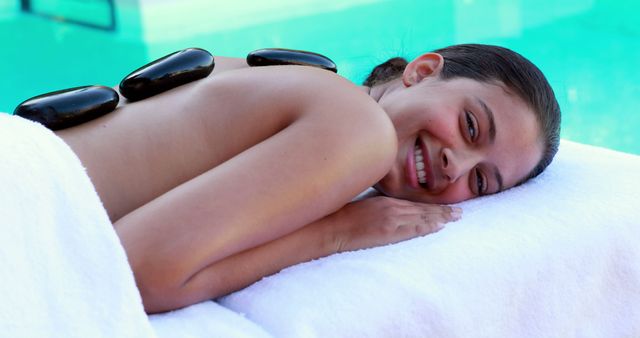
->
<box><xmin>364</xmin><ymin>44</ymin><xmax>561</xmax><ymax>186</ymax></box>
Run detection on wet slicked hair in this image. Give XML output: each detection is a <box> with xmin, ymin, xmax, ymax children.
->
<box><xmin>364</xmin><ymin>44</ymin><xmax>561</xmax><ymax>185</ymax></box>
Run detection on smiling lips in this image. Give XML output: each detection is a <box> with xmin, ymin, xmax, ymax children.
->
<box><xmin>406</xmin><ymin>137</ymin><xmax>433</xmax><ymax>190</ymax></box>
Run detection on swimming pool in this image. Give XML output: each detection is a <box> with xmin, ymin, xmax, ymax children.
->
<box><xmin>1</xmin><ymin>0</ymin><xmax>638</xmax><ymax>154</ymax></box>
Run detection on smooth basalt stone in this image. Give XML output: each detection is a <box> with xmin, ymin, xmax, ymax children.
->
<box><xmin>247</xmin><ymin>48</ymin><xmax>337</xmax><ymax>73</ymax></box>
<box><xmin>119</xmin><ymin>48</ymin><xmax>215</xmax><ymax>101</ymax></box>
<box><xmin>14</xmin><ymin>85</ymin><xmax>119</xmax><ymax>130</ymax></box>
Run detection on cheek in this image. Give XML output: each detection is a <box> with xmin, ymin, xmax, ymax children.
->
<box><xmin>397</xmin><ymin>107</ymin><xmax>426</xmax><ymax>136</ymax></box>
<box><xmin>427</xmin><ymin>182</ymin><xmax>472</xmax><ymax>204</ymax></box>
<box><xmin>424</xmin><ymin>114</ymin><xmax>460</xmax><ymax>144</ymax></box>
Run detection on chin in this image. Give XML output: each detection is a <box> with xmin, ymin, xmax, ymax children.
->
<box><xmin>373</xmin><ymin>181</ymin><xmax>411</xmax><ymax>201</ymax></box>
<box><xmin>373</xmin><ymin>182</ymin><xmax>464</xmax><ymax>205</ymax></box>
<box><xmin>372</xmin><ymin>182</ymin><xmax>389</xmax><ymax>196</ymax></box>
<box><xmin>372</xmin><ymin>179</ymin><xmax>397</xmax><ymax>197</ymax></box>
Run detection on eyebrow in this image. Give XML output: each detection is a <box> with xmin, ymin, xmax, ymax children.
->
<box><xmin>475</xmin><ymin>97</ymin><xmax>496</xmax><ymax>144</ymax></box>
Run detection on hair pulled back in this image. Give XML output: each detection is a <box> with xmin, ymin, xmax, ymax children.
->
<box><xmin>364</xmin><ymin>44</ymin><xmax>561</xmax><ymax>185</ymax></box>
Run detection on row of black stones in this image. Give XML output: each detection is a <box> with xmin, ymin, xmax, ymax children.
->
<box><xmin>13</xmin><ymin>48</ymin><xmax>337</xmax><ymax>130</ymax></box>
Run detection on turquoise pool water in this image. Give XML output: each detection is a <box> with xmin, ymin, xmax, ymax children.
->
<box><xmin>1</xmin><ymin>0</ymin><xmax>639</xmax><ymax>154</ymax></box>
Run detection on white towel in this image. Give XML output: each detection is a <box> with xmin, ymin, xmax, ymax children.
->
<box><xmin>150</xmin><ymin>301</ymin><xmax>273</xmax><ymax>338</ymax></box>
<box><xmin>4</xmin><ymin>109</ymin><xmax>638</xmax><ymax>338</ymax></box>
<box><xmin>0</xmin><ymin>113</ymin><xmax>155</xmax><ymax>338</ymax></box>
<box><xmin>214</xmin><ymin>140</ymin><xmax>640</xmax><ymax>338</ymax></box>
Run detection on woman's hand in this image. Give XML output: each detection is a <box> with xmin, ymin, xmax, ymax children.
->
<box><xmin>327</xmin><ymin>196</ymin><xmax>461</xmax><ymax>253</ymax></box>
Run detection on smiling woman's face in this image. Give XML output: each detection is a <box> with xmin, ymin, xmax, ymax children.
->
<box><xmin>374</xmin><ymin>53</ymin><xmax>543</xmax><ymax>204</ymax></box>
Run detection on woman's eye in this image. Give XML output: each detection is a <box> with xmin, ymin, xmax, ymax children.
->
<box><xmin>475</xmin><ymin>168</ymin><xmax>486</xmax><ymax>195</ymax></box>
<box><xmin>465</xmin><ymin>111</ymin><xmax>478</xmax><ymax>141</ymax></box>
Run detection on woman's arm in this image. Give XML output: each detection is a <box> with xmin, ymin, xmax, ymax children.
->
<box><xmin>112</xmin><ymin>66</ymin><xmax>399</xmax><ymax>312</ymax></box>
<box><xmin>160</xmin><ymin>197</ymin><xmax>461</xmax><ymax>312</ymax></box>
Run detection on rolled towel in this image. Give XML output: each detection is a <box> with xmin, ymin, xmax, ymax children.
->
<box><xmin>0</xmin><ymin>113</ymin><xmax>155</xmax><ymax>338</ymax></box>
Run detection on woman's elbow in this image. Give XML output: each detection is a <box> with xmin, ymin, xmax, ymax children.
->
<box><xmin>133</xmin><ymin>269</ymin><xmax>182</xmax><ymax>313</ymax></box>
<box><xmin>133</xmin><ymin>263</ymin><xmax>224</xmax><ymax>314</ymax></box>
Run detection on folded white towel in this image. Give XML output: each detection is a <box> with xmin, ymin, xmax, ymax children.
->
<box><xmin>0</xmin><ymin>113</ymin><xmax>155</xmax><ymax>338</ymax></box>
<box><xmin>215</xmin><ymin>140</ymin><xmax>640</xmax><ymax>338</ymax></box>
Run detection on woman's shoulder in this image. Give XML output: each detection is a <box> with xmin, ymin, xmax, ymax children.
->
<box><xmin>202</xmin><ymin>64</ymin><xmax>391</xmax><ymax>124</ymax></box>
<box><xmin>209</xmin><ymin>65</ymin><xmax>369</xmax><ymax>103</ymax></box>
<box><xmin>208</xmin><ymin>64</ymin><xmax>397</xmax><ymax>158</ymax></box>
<box><xmin>271</xmin><ymin>66</ymin><xmax>395</xmax><ymax>137</ymax></box>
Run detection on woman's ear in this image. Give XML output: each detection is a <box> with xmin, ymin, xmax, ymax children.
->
<box><xmin>402</xmin><ymin>53</ymin><xmax>444</xmax><ymax>87</ymax></box>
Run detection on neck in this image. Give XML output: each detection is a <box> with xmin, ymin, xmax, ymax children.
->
<box><xmin>360</xmin><ymin>78</ymin><xmax>403</xmax><ymax>103</ymax></box>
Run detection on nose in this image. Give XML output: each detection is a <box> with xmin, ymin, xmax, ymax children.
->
<box><xmin>440</xmin><ymin>147</ymin><xmax>481</xmax><ymax>183</ymax></box>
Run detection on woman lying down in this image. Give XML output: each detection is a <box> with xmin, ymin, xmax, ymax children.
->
<box><xmin>32</xmin><ymin>44</ymin><xmax>560</xmax><ymax>313</ymax></box>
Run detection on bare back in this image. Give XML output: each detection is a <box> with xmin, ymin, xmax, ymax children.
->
<box><xmin>56</xmin><ymin>57</ymin><xmax>395</xmax><ymax>222</ymax></box>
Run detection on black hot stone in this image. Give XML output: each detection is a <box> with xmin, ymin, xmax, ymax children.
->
<box><xmin>14</xmin><ymin>85</ymin><xmax>119</xmax><ymax>130</ymax></box>
<box><xmin>246</xmin><ymin>48</ymin><xmax>337</xmax><ymax>73</ymax></box>
<box><xmin>119</xmin><ymin>48</ymin><xmax>215</xmax><ymax>101</ymax></box>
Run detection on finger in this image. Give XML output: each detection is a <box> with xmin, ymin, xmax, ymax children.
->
<box><xmin>394</xmin><ymin>201</ymin><xmax>461</xmax><ymax>212</ymax></box>
<box><xmin>420</xmin><ymin>205</ymin><xmax>461</xmax><ymax>214</ymax></box>
<box><xmin>392</xmin><ymin>221</ymin><xmax>445</xmax><ymax>242</ymax></box>
<box><xmin>410</xmin><ymin>213</ymin><xmax>450</xmax><ymax>231</ymax></box>
<box><xmin>386</xmin><ymin>213</ymin><xmax>444</xmax><ymax>225</ymax></box>
<box><xmin>441</xmin><ymin>209</ymin><xmax>461</xmax><ymax>223</ymax></box>
<box><xmin>419</xmin><ymin>210</ymin><xmax>460</xmax><ymax>227</ymax></box>
<box><xmin>385</xmin><ymin>208</ymin><xmax>462</xmax><ymax>243</ymax></box>
<box><xmin>386</xmin><ymin>211</ymin><xmax>458</xmax><ymax>227</ymax></box>
<box><xmin>391</xmin><ymin>198</ymin><xmax>458</xmax><ymax>212</ymax></box>
<box><xmin>387</xmin><ymin>202</ymin><xmax>454</xmax><ymax>214</ymax></box>
<box><xmin>424</xmin><ymin>205</ymin><xmax>462</xmax><ymax>220</ymax></box>
<box><xmin>449</xmin><ymin>206</ymin><xmax>462</xmax><ymax>220</ymax></box>
<box><xmin>401</xmin><ymin>205</ymin><xmax>463</xmax><ymax>221</ymax></box>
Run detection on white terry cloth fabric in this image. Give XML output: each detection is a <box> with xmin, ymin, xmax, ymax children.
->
<box><xmin>3</xmin><ymin>109</ymin><xmax>638</xmax><ymax>338</ymax></box>
<box><xmin>0</xmin><ymin>113</ymin><xmax>155</xmax><ymax>338</ymax></box>
<box><xmin>149</xmin><ymin>301</ymin><xmax>273</xmax><ymax>338</ymax></box>
<box><xmin>214</xmin><ymin>140</ymin><xmax>640</xmax><ymax>338</ymax></box>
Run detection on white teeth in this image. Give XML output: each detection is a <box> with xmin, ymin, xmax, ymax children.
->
<box><xmin>418</xmin><ymin>174</ymin><xmax>427</xmax><ymax>184</ymax></box>
<box><xmin>414</xmin><ymin>145</ymin><xmax>427</xmax><ymax>185</ymax></box>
